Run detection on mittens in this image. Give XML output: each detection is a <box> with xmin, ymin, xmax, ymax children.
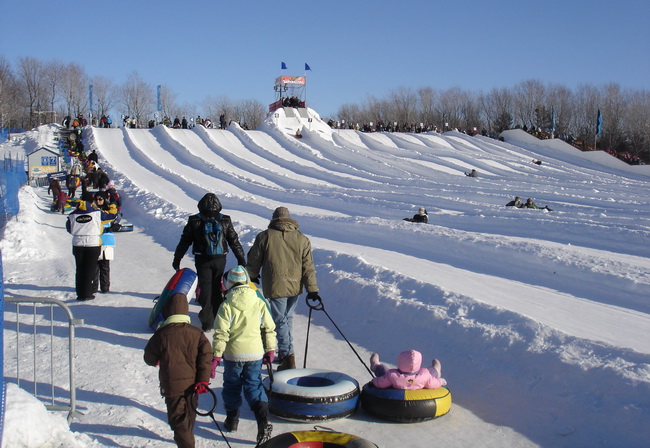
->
<box><xmin>262</xmin><ymin>351</ymin><xmax>275</xmax><ymax>366</ymax></box>
<box><xmin>210</xmin><ymin>356</ymin><xmax>222</xmax><ymax>379</ymax></box>
<box><xmin>194</xmin><ymin>381</ymin><xmax>210</xmax><ymax>395</ymax></box>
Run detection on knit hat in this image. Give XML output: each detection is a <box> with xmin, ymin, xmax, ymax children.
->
<box><xmin>272</xmin><ymin>206</ymin><xmax>290</xmax><ymax>219</ymax></box>
<box><xmin>225</xmin><ymin>265</ymin><xmax>250</xmax><ymax>290</ymax></box>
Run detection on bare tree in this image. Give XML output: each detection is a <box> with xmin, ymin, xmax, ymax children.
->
<box><xmin>389</xmin><ymin>86</ymin><xmax>417</xmax><ymax>127</ymax></box>
<box><xmin>336</xmin><ymin>103</ymin><xmax>361</xmax><ymax>128</ymax></box>
<box><xmin>239</xmin><ymin>98</ymin><xmax>265</xmax><ymax>129</ymax></box>
<box><xmin>17</xmin><ymin>56</ymin><xmax>46</xmax><ymax>127</ymax></box>
<box><xmin>480</xmin><ymin>87</ymin><xmax>513</xmax><ymax>133</ymax></box>
<box><xmin>90</xmin><ymin>75</ymin><xmax>117</xmax><ymax>123</ymax></box>
<box><xmin>60</xmin><ymin>62</ymin><xmax>88</xmax><ymax>119</ymax></box>
<box><xmin>460</xmin><ymin>91</ymin><xmax>481</xmax><ymax>132</ymax></box>
<box><xmin>42</xmin><ymin>60</ymin><xmax>65</xmax><ymax>124</ymax></box>
<box><xmin>624</xmin><ymin>90</ymin><xmax>650</xmax><ymax>159</ymax></box>
<box><xmin>546</xmin><ymin>83</ymin><xmax>573</xmax><ymax>136</ymax></box>
<box><xmin>119</xmin><ymin>72</ymin><xmax>155</xmax><ymax>127</ymax></box>
<box><xmin>0</xmin><ymin>55</ymin><xmax>23</xmax><ymax>128</ymax></box>
<box><xmin>512</xmin><ymin>79</ymin><xmax>546</xmax><ymax>130</ymax></box>
<box><xmin>600</xmin><ymin>83</ymin><xmax>627</xmax><ymax>150</ymax></box>
<box><xmin>202</xmin><ymin>94</ymin><xmax>235</xmax><ymax>126</ymax></box>
<box><xmin>571</xmin><ymin>83</ymin><xmax>601</xmax><ymax>147</ymax></box>
<box><xmin>437</xmin><ymin>87</ymin><xmax>466</xmax><ymax>130</ymax></box>
<box><xmin>417</xmin><ymin>87</ymin><xmax>438</xmax><ymax>129</ymax></box>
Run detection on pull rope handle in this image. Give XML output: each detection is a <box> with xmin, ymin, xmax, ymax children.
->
<box><xmin>192</xmin><ymin>388</ymin><xmax>232</xmax><ymax>448</ymax></box>
<box><xmin>303</xmin><ymin>295</ymin><xmax>375</xmax><ymax>378</ymax></box>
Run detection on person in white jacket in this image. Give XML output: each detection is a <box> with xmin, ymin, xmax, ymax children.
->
<box><xmin>66</xmin><ymin>192</ymin><xmax>117</xmax><ymax>300</ymax></box>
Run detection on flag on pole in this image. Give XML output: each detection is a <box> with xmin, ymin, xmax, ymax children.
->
<box><xmin>305</xmin><ymin>63</ymin><xmax>311</xmax><ymax>71</ymax></box>
<box><xmin>596</xmin><ymin>109</ymin><xmax>603</xmax><ymax>136</ymax></box>
<box><xmin>281</xmin><ymin>62</ymin><xmax>287</xmax><ymax>70</ymax></box>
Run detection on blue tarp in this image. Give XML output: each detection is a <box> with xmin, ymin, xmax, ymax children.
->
<box><xmin>0</xmin><ymin>158</ymin><xmax>28</xmax><ymax>228</ymax></box>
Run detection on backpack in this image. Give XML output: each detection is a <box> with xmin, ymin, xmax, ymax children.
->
<box><xmin>203</xmin><ymin>216</ymin><xmax>225</xmax><ymax>255</ymax></box>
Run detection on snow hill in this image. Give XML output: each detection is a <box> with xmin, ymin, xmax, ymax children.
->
<box><xmin>2</xmin><ymin>111</ymin><xmax>650</xmax><ymax>447</ymax></box>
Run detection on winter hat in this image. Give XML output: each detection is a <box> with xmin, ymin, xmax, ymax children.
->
<box><xmin>225</xmin><ymin>265</ymin><xmax>250</xmax><ymax>289</ymax></box>
<box><xmin>94</xmin><ymin>191</ymin><xmax>106</xmax><ymax>201</ymax></box>
<box><xmin>397</xmin><ymin>349</ymin><xmax>423</xmax><ymax>374</ymax></box>
<box><xmin>272</xmin><ymin>206</ymin><xmax>291</xmax><ymax>219</ymax></box>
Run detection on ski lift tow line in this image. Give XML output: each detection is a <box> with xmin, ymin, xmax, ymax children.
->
<box><xmin>304</xmin><ymin>295</ymin><xmax>375</xmax><ymax>379</ymax></box>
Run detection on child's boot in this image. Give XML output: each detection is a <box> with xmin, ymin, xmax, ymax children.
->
<box><xmin>432</xmin><ymin>358</ymin><xmax>442</xmax><ymax>378</ymax></box>
<box><xmin>224</xmin><ymin>409</ymin><xmax>239</xmax><ymax>432</ymax></box>
<box><xmin>252</xmin><ymin>401</ymin><xmax>272</xmax><ymax>445</ymax></box>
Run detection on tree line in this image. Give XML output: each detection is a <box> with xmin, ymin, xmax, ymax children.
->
<box><xmin>2</xmin><ymin>55</ymin><xmax>648</xmax><ymax>162</ymax></box>
<box><xmin>336</xmin><ymin>81</ymin><xmax>650</xmax><ymax>162</ymax></box>
<box><xmin>0</xmin><ymin>55</ymin><xmax>267</xmax><ymax>131</ymax></box>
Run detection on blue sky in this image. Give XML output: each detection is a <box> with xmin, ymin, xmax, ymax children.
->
<box><xmin>2</xmin><ymin>0</ymin><xmax>649</xmax><ymax>119</ymax></box>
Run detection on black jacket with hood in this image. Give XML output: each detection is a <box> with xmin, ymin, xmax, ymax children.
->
<box><xmin>173</xmin><ymin>193</ymin><xmax>246</xmax><ymax>265</ymax></box>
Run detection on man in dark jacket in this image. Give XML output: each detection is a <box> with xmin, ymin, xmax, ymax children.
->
<box><xmin>246</xmin><ymin>206</ymin><xmax>320</xmax><ymax>371</ymax></box>
<box><xmin>144</xmin><ymin>293</ymin><xmax>212</xmax><ymax>448</ymax></box>
<box><xmin>173</xmin><ymin>193</ymin><xmax>246</xmax><ymax>331</ymax></box>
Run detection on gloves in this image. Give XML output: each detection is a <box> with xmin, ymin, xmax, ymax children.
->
<box><xmin>262</xmin><ymin>350</ymin><xmax>275</xmax><ymax>366</ymax></box>
<box><xmin>210</xmin><ymin>356</ymin><xmax>222</xmax><ymax>379</ymax></box>
<box><xmin>172</xmin><ymin>257</ymin><xmax>181</xmax><ymax>271</ymax></box>
<box><xmin>251</xmin><ymin>277</ymin><xmax>260</xmax><ymax>284</ymax></box>
<box><xmin>237</xmin><ymin>259</ymin><xmax>246</xmax><ymax>268</ymax></box>
<box><xmin>194</xmin><ymin>381</ymin><xmax>210</xmax><ymax>395</ymax></box>
<box><xmin>307</xmin><ymin>292</ymin><xmax>321</xmax><ymax>301</ymax></box>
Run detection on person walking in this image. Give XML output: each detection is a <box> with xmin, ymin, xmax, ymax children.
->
<box><xmin>173</xmin><ymin>193</ymin><xmax>247</xmax><ymax>331</ymax></box>
<box><xmin>66</xmin><ymin>191</ymin><xmax>118</xmax><ymax>301</ymax></box>
<box><xmin>211</xmin><ymin>266</ymin><xmax>276</xmax><ymax>444</ymax></box>
<box><xmin>246</xmin><ymin>207</ymin><xmax>320</xmax><ymax>371</ymax></box>
<box><xmin>48</xmin><ymin>177</ymin><xmax>62</xmax><ymax>205</ymax></box>
<box><xmin>144</xmin><ymin>292</ymin><xmax>213</xmax><ymax>448</ymax></box>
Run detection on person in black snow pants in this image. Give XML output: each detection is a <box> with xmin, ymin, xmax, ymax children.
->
<box><xmin>172</xmin><ymin>193</ymin><xmax>247</xmax><ymax>331</ymax></box>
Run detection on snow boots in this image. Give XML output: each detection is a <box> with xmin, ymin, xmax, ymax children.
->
<box><xmin>224</xmin><ymin>409</ymin><xmax>239</xmax><ymax>432</ymax></box>
<box><xmin>277</xmin><ymin>353</ymin><xmax>296</xmax><ymax>371</ymax></box>
<box><xmin>252</xmin><ymin>401</ymin><xmax>272</xmax><ymax>445</ymax></box>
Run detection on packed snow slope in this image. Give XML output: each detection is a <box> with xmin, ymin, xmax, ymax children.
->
<box><xmin>2</xmin><ymin>111</ymin><xmax>650</xmax><ymax>447</ymax></box>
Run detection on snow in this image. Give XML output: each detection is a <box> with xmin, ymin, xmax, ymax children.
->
<box><xmin>2</xmin><ymin>114</ymin><xmax>650</xmax><ymax>447</ymax></box>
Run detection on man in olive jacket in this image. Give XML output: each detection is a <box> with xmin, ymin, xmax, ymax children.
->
<box><xmin>144</xmin><ymin>293</ymin><xmax>212</xmax><ymax>448</ymax></box>
<box><xmin>246</xmin><ymin>206</ymin><xmax>320</xmax><ymax>370</ymax></box>
<box><xmin>173</xmin><ymin>193</ymin><xmax>247</xmax><ymax>331</ymax></box>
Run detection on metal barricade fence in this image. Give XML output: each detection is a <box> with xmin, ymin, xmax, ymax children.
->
<box><xmin>4</xmin><ymin>296</ymin><xmax>84</xmax><ymax>423</ymax></box>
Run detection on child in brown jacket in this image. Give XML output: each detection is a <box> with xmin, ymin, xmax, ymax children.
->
<box><xmin>144</xmin><ymin>293</ymin><xmax>212</xmax><ymax>448</ymax></box>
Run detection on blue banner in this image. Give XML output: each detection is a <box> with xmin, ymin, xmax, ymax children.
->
<box><xmin>596</xmin><ymin>109</ymin><xmax>603</xmax><ymax>136</ymax></box>
<box><xmin>89</xmin><ymin>85</ymin><xmax>93</xmax><ymax>115</ymax></box>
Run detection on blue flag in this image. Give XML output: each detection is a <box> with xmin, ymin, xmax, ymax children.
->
<box><xmin>281</xmin><ymin>62</ymin><xmax>287</xmax><ymax>70</ymax></box>
<box><xmin>596</xmin><ymin>109</ymin><xmax>603</xmax><ymax>136</ymax></box>
<box><xmin>305</xmin><ymin>63</ymin><xmax>311</xmax><ymax>71</ymax></box>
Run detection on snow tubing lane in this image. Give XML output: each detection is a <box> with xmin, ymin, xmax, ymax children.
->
<box><xmin>360</xmin><ymin>382</ymin><xmax>452</xmax><ymax>422</ymax></box>
<box><xmin>148</xmin><ymin>268</ymin><xmax>198</xmax><ymax>331</ymax></box>
<box><xmin>259</xmin><ymin>430</ymin><xmax>377</xmax><ymax>448</ymax></box>
<box><xmin>266</xmin><ymin>368</ymin><xmax>360</xmax><ymax>422</ymax></box>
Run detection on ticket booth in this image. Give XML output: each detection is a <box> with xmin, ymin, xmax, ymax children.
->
<box><xmin>27</xmin><ymin>147</ymin><xmax>60</xmax><ymax>179</ymax></box>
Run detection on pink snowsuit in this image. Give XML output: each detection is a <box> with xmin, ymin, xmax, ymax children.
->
<box><xmin>371</xmin><ymin>350</ymin><xmax>445</xmax><ymax>390</ymax></box>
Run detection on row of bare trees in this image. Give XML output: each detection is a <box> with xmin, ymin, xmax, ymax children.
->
<box><xmin>0</xmin><ymin>55</ymin><xmax>267</xmax><ymax>131</ymax></box>
<box><xmin>336</xmin><ymin>81</ymin><xmax>650</xmax><ymax>161</ymax></box>
<box><xmin>2</xmin><ymin>55</ymin><xmax>648</xmax><ymax>161</ymax></box>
